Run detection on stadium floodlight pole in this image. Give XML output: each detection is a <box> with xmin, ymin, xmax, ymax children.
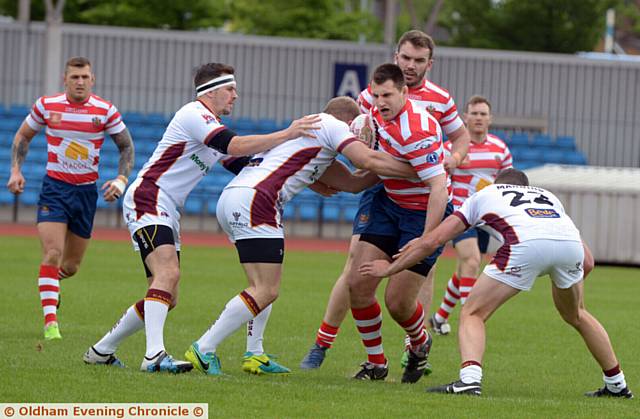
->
<box><xmin>604</xmin><ymin>8</ymin><xmax>615</xmax><ymax>54</ymax></box>
<box><xmin>18</xmin><ymin>0</ymin><xmax>30</xmax><ymax>23</ymax></box>
<box><xmin>43</xmin><ymin>0</ymin><xmax>65</xmax><ymax>95</ymax></box>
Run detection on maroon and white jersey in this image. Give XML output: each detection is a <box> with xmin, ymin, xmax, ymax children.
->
<box><xmin>455</xmin><ymin>184</ymin><xmax>581</xmax><ymax>244</ymax></box>
<box><xmin>372</xmin><ymin>99</ymin><xmax>447</xmax><ymax>211</ymax></box>
<box><xmin>445</xmin><ymin>134</ymin><xmax>512</xmax><ymax>208</ymax></box>
<box><xmin>25</xmin><ymin>93</ymin><xmax>125</xmax><ymax>185</ymax></box>
<box><xmin>128</xmin><ymin>100</ymin><xmax>230</xmax><ymax>219</ymax></box>
<box><xmin>358</xmin><ymin>79</ymin><xmax>464</xmax><ymax>136</ymax></box>
<box><xmin>225</xmin><ymin>113</ymin><xmax>357</xmax><ymax>205</ymax></box>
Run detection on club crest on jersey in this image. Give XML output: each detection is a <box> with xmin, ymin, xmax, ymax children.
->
<box><xmin>201</xmin><ymin>113</ymin><xmax>216</xmax><ymax>124</ymax></box>
<box><xmin>426</xmin><ymin>152</ymin><xmax>439</xmax><ymax>164</ymax></box>
<box><xmin>92</xmin><ymin>116</ymin><xmax>102</xmax><ymax>127</ymax></box>
<box><xmin>525</xmin><ymin>208</ymin><xmax>560</xmax><ymax>218</ymax></box>
<box><xmin>49</xmin><ymin>112</ymin><xmax>62</xmax><ymax>125</ymax></box>
<box><xmin>232</xmin><ymin>211</ymin><xmax>241</xmax><ymax>222</ymax></box>
<box><xmin>426</xmin><ymin>104</ymin><xmax>436</xmax><ymax>115</ymax></box>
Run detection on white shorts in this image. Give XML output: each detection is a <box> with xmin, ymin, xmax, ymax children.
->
<box><xmin>483</xmin><ymin>239</ymin><xmax>584</xmax><ymax>291</ymax></box>
<box><xmin>216</xmin><ymin>186</ymin><xmax>284</xmax><ymax>242</ymax></box>
<box><xmin>122</xmin><ymin>181</ymin><xmax>181</xmax><ymax>251</ymax></box>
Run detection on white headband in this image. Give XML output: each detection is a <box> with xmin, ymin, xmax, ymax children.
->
<box><xmin>196</xmin><ymin>74</ymin><xmax>236</xmax><ymax>96</ymax></box>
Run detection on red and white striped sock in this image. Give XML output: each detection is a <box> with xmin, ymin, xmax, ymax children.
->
<box><xmin>38</xmin><ymin>264</ymin><xmax>59</xmax><ymax>325</ymax></box>
<box><xmin>436</xmin><ymin>273</ymin><xmax>460</xmax><ymax>323</ymax></box>
<box><xmin>459</xmin><ymin>276</ymin><xmax>477</xmax><ymax>305</ymax></box>
<box><xmin>352</xmin><ymin>301</ymin><xmax>385</xmax><ymax>366</ymax></box>
<box><xmin>315</xmin><ymin>321</ymin><xmax>339</xmax><ymax>349</ymax></box>
<box><xmin>399</xmin><ymin>303</ymin><xmax>427</xmax><ymax>350</ymax></box>
<box><xmin>58</xmin><ymin>267</ymin><xmax>72</xmax><ymax>280</ymax></box>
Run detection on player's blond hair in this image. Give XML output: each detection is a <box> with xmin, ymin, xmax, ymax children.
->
<box><xmin>323</xmin><ymin>96</ymin><xmax>360</xmax><ymax>123</ymax></box>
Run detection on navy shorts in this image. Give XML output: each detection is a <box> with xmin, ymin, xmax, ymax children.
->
<box><xmin>360</xmin><ymin>187</ymin><xmax>453</xmax><ymax>271</ymax></box>
<box><xmin>37</xmin><ymin>175</ymin><xmax>98</xmax><ymax>239</ymax></box>
<box><xmin>452</xmin><ymin>227</ymin><xmax>491</xmax><ymax>254</ymax></box>
<box><xmin>352</xmin><ymin>183</ymin><xmax>385</xmax><ymax>235</ymax></box>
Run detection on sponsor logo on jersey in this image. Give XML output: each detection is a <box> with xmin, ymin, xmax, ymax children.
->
<box><xmin>232</xmin><ymin>211</ymin><xmax>241</xmax><ymax>222</ymax></box>
<box><xmin>65</xmin><ymin>141</ymin><xmax>89</xmax><ymax>160</ymax></box>
<box><xmin>49</xmin><ymin>112</ymin><xmax>62</xmax><ymax>125</ymax></box>
<box><xmin>525</xmin><ymin>208</ymin><xmax>560</xmax><ymax>218</ymax></box>
<box><xmin>190</xmin><ymin>153</ymin><xmax>211</xmax><ymax>173</ymax></box>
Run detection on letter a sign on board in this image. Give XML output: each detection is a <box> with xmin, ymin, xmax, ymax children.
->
<box><xmin>334</xmin><ymin>63</ymin><xmax>367</xmax><ymax>99</ymax></box>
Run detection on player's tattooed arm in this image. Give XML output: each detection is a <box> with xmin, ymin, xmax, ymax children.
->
<box><xmin>111</xmin><ymin>128</ymin><xmax>135</xmax><ymax>178</ymax></box>
<box><xmin>7</xmin><ymin>122</ymin><xmax>38</xmax><ymax>194</ymax></box>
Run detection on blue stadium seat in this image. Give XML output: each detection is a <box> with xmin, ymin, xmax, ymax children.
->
<box><xmin>7</xmin><ymin>104</ymin><xmax>30</xmax><ymax>117</ymax></box>
<box><xmin>531</xmin><ymin>134</ymin><xmax>554</xmax><ymax>148</ymax></box>
<box><xmin>508</xmin><ymin>133</ymin><xmax>530</xmax><ymax>147</ymax></box>
<box><xmin>256</xmin><ymin>119</ymin><xmax>279</xmax><ymax>134</ymax></box>
<box><xmin>322</xmin><ymin>204</ymin><xmax>341</xmax><ymax>222</ymax></box>
<box><xmin>298</xmin><ymin>202</ymin><xmax>319</xmax><ymax>220</ymax></box>
<box><xmin>518</xmin><ymin>148</ymin><xmax>543</xmax><ymax>162</ymax></box>
<box><xmin>0</xmin><ymin>118</ymin><xmax>21</xmax><ymax>131</ymax></box>
<box><xmin>144</xmin><ymin>113</ymin><xmax>167</xmax><ymax>126</ymax></box>
<box><xmin>516</xmin><ymin>161</ymin><xmax>543</xmax><ymax>170</ymax></box>
<box><xmin>184</xmin><ymin>197</ymin><xmax>204</xmax><ymax>214</ymax></box>
<box><xmin>489</xmin><ymin>130</ymin><xmax>507</xmax><ymax>140</ymax></box>
<box><xmin>564</xmin><ymin>151</ymin><xmax>588</xmax><ymax>165</ymax></box>
<box><xmin>555</xmin><ymin>136</ymin><xmax>576</xmax><ymax>151</ymax></box>
<box><xmin>0</xmin><ymin>189</ymin><xmax>15</xmax><ymax>205</ymax></box>
<box><xmin>20</xmin><ymin>189</ymin><xmax>40</xmax><ymax>206</ymax></box>
<box><xmin>543</xmin><ymin>149</ymin><xmax>565</xmax><ymax>164</ymax></box>
<box><xmin>230</xmin><ymin>118</ymin><xmax>255</xmax><ymax>135</ymax></box>
<box><xmin>123</xmin><ymin>112</ymin><xmax>147</xmax><ymax>124</ymax></box>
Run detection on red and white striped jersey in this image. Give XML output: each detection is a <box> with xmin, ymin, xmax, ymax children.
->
<box><xmin>128</xmin><ymin>100</ymin><xmax>231</xmax><ymax>217</ymax></box>
<box><xmin>445</xmin><ymin>134</ymin><xmax>512</xmax><ymax>208</ymax></box>
<box><xmin>226</xmin><ymin>113</ymin><xmax>357</xmax><ymax>204</ymax></box>
<box><xmin>25</xmin><ymin>93</ymin><xmax>126</xmax><ymax>185</ymax></box>
<box><xmin>372</xmin><ymin>99</ymin><xmax>446</xmax><ymax>211</ymax></box>
<box><xmin>358</xmin><ymin>79</ymin><xmax>464</xmax><ymax>136</ymax></box>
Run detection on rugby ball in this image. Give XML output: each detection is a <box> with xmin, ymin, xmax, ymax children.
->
<box><xmin>350</xmin><ymin>114</ymin><xmax>376</xmax><ymax>149</ymax></box>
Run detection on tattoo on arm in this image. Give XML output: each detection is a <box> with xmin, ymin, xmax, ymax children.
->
<box><xmin>11</xmin><ymin>137</ymin><xmax>30</xmax><ymax>169</ymax></box>
<box><xmin>111</xmin><ymin>129</ymin><xmax>135</xmax><ymax>178</ymax></box>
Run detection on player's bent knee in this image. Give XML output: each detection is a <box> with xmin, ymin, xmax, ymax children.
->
<box><xmin>43</xmin><ymin>248</ymin><xmax>63</xmax><ymax>265</ymax></box>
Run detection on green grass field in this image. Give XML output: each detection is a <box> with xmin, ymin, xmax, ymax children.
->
<box><xmin>0</xmin><ymin>236</ymin><xmax>638</xmax><ymax>418</ymax></box>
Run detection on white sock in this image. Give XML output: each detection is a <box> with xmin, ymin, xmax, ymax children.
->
<box><xmin>94</xmin><ymin>305</ymin><xmax>144</xmax><ymax>354</ymax></box>
<box><xmin>247</xmin><ymin>304</ymin><xmax>272</xmax><ymax>355</ymax></box>
<box><xmin>604</xmin><ymin>371</ymin><xmax>627</xmax><ymax>393</ymax></box>
<box><xmin>197</xmin><ymin>295</ymin><xmax>256</xmax><ymax>354</ymax></box>
<box><xmin>460</xmin><ymin>365</ymin><xmax>483</xmax><ymax>384</ymax></box>
<box><xmin>144</xmin><ymin>300</ymin><xmax>169</xmax><ymax>358</ymax></box>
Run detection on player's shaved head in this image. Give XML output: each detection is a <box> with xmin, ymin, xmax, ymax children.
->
<box><xmin>495</xmin><ymin>168</ymin><xmax>529</xmax><ymax>186</ymax></box>
<box><xmin>323</xmin><ymin>96</ymin><xmax>361</xmax><ymax>123</ymax></box>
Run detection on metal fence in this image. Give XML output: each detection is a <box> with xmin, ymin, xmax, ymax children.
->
<box><xmin>1</xmin><ymin>21</ymin><xmax>639</xmax><ymax>167</ymax></box>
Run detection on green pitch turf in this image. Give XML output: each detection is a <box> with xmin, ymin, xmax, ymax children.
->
<box><xmin>0</xmin><ymin>236</ymin><xmax>637</xmax><ymax>418</ymax></box>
